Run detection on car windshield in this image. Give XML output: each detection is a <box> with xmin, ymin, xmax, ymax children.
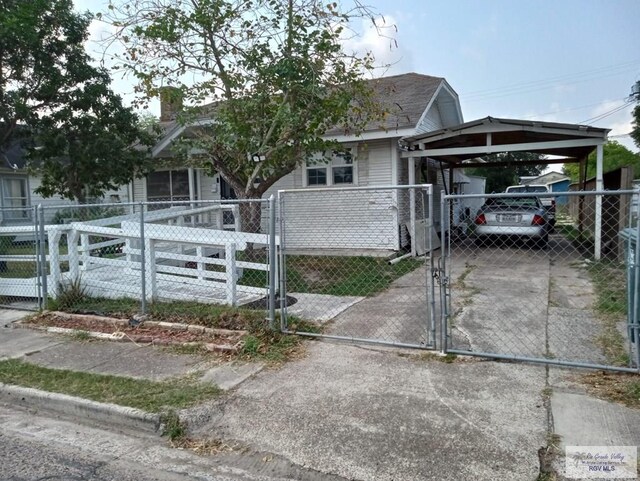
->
<box><xmin>486</xmin><ymin>197</ymin><xmax>539</xmax><ymax>208</ymax></box>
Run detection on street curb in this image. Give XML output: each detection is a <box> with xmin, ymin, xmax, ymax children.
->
<box><xmin>0</xmin><ymin>383</ymin><xmax>163</xmax><ymax>435</ymax></box>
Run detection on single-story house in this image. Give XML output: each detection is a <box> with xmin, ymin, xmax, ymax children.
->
<box><xmin>2</xmin><ymin>72</ymin><xmax>485</xmax><ymax>254</ymax></box>
<box><xmin>140</xmin><ymin>72</ymin><xmax>473</xmax><ymax>252</ymax></box>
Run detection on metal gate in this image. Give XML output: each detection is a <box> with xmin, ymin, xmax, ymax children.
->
<box><xmin>440</xmin><ymin>189</ymin><xmax>640</xmax><ymax>373</ymax></box>
<box><xmin>278</xmin><ymin>185</ymin><xmax>437</xmax><ymax>349</ymax></box>
<box><xmin>0</xmin><ymin>205</ymin><xmax>45</xmax><ymax>311</ymax></box>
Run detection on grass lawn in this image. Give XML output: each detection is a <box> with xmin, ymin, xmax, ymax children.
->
<box><xmin>0</xmin><ymin>241</ymin><xmax>69</xmax><ymax>279</ymax></box>
<box><xmin>240</xmin><ymin>254</ymin><xmax>424</xmax><ymax>297</ymax></box>
<box><xmin>0</xmin><ymin>358</ymin><xmax>220</xmax><ymax>413</ymax></box>
<box><xmin>586</xmin><ymin>260</ymin><xmax>630</xmax><ymax>366</ymax></box>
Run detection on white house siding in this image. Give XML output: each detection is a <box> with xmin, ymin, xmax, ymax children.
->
<box><xmin>264</xmin><ymin>140</ymin><xmax>401</xmax><ymax>250</ymax></box>
<box><xmin>280</xmin><ymin>188</ymin><xmax>397</xmax><ymax>250</ymax></box>
<box><xmin>415</xmin><ymin>103</ymin><xmax>444</xmax><ymax>134</ymax></box>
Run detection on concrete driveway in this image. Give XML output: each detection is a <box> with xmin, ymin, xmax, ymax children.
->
<box><xmin>186</xmin><ymin>235</ymin><xmax>640</xmax><ymax>480</ymax></box>
<box><xmin>187</xmin><ymin>342</ymin><xmax>547</xmax><ymax>481</ymax></box>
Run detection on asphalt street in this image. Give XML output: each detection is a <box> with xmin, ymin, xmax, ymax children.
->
<box><xmin>0</xmin><ymin>405</ymin><xmax>342</xmax><ymax>481</ymax></box>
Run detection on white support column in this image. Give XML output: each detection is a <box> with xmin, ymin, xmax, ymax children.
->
<box><xmin>196</xmin><ymin>246</ymin><xmax>205</xmax><ymax>280</ymax></box>
<box><xmin>409</xmin><ymin>158</ymin><xmax>417</xmax><ymax>257</ymax></box>
<box><xmin>80</xmin><ymin>234</ymin><xmax>90</xmax><ymax>271</ymax></box>
<box><xmin>144</xmin><ymin>238</ymin><xmax>156</xmax><ymax>301</ymax></box>
<box><xmin>225</xmin><ymin>242</ymin><xmax>237</xmax><ymax>306</ymax></box>
<box><xmin>48</xmin><ymin>230</ymin><xmax>62</xmax><ymax>299</ymax></box>
<box><xmin>595</xmin><ymin>143</ymin><xmax>604</xmax><ymax>260</ymax></box>
<box><xmin>67</xmin><ymin>230</ymin><xmax>80</xmax><ymax>282</ymax></box>
<box><xmin>390</xmin><ymin>140</ymin><xmax>401</xmax><ymax>250</ymax></box>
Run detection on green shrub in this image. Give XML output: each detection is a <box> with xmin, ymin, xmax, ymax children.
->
<box><xmin>51</xmin><ymin>206</ymin><xmax>125</xmax><ymax>224</ymax></box>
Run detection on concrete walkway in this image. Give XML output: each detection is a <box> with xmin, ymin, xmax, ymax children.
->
<box><xmin>326</xmin><ymin>265</ymin><xmax>433</xmax><ymax>347</ymax></box>
<box><xmin>1</xmin><ymin>230</ymin><xmax>640</xmax><ymax>481</ymax></box>
<box><xmin>186</xmin><ymin>342</ymin><xmax>548</xmax><ymax>481</ymax></box>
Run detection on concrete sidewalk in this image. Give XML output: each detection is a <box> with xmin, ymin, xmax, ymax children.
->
<box><xmin>1</xmin><ymin>307</ymin><xmax>639</xmax><ymax>481</ymax></box>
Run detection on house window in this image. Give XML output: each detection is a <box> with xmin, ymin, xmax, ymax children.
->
<box><xmin>2</xmin><ymin>177</ymin><xmax>30</xmax><ymax>220</ymax></box>
<box><xmin>307</xmin><ymin>167</ymin><xmax>327</xmax><ymax>186</ymax></box>
<box><xmin>146</xmin><ymin>170</ymin><xmax>192</xmax><ymax>203</ymax></box>
<box><xmin>305</xmin><ymin>147</ymin><xmax>356</xmax><ymax>187</ymax></box>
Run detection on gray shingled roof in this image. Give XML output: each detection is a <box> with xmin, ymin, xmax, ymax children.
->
<box><xmin>153</xmin><ymin>72</ymin><xmax>445</xmax><ymax>152</ymax></box>
<box><xmin>325</xmin><ymin>72</ymin><xmax>444</xmax><ymax>136</ymax></box>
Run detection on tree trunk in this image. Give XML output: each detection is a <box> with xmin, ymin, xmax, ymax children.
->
<box><xmin>238</xmin><ymin>200</ymin><xmax>263</xmax><ymax>234</ymax></box>
<box><xmin>235</xmin><ymin>189</ymin><xmax>266</xmax><ymax>261</ymax></box>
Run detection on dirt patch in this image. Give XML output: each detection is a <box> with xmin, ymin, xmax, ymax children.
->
<box><xmin>23</xmin><ymin>312</ymin><xmax>246</xmax><ymax>351</ymax></box>
<box><xmin>580</xmin><ymin>371</ymin><xmax>640</xmax><ymax>410</ymax></box>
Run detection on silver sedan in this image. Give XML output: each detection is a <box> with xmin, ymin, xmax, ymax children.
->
<box><xmin>472</xmin><ymin>196</ymin><xmax>550</xmax><ymax>248</ymax></box>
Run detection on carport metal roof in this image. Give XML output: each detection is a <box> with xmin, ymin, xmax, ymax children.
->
<box><xmin>399</xmin><ymin>116</ymin><xmax>611</xmax><ymax>260</ymax></box>
<box><xmin>399</xmin><ymin>116</ymin><xmax>609</xmax><ymax>167</ymax></box>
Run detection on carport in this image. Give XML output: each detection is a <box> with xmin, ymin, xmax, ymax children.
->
<box><xmin>399</xmin><ymin>116</ymin><xmax>610</xmax><ymax>258</ymax></box>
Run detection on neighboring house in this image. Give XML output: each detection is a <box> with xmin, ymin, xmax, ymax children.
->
<box><xmin>139</xmin><ymin>72</ymin><xmax>468</xmax><ymax>253</ymax></box>
<box><xmin>0</xmin><ymin>136</ymin><xmax>129</xmax><ymax>225</ymax></box>
<box><xmin>522</xmin><ymin>171</ymin><xmax>571</xmax><ymax>205</ymax></box>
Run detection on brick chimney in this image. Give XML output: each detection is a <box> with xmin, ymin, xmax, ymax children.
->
<box><xmin>159</xmin><ymin>86</ymin><xmax>183</xmax><ymax>122</ymax></box>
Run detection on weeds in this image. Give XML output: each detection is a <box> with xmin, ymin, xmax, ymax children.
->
<box><xmin>581</xmin><ymin>371</ymin><xmax>640</xmax><ymax>410</ymax></box>
<box><xmin>161</xmin><ymin>410</ymin><xmax>187</xmax><ymax>440</ymax></box>
<box><xmin>586</xmin><ymin>261</ymin><xmax>630</xmax><ymax>366</ymax></box>
<box><xmin>69</xmin><ymin>329</ymin><xmax>91</xmax><ymax>342</ymax></box>
<box><xmin>49</xmin><ymin>276</ymin><xmax>88</xmax><ymax>311</ymax></box>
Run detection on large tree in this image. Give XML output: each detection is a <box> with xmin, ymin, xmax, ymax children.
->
<box><xmin>562</xmin><ymin>140</ymin><xmax>640</xmax><ymax>181</ymax></box>
<box><xmin>632</xmin><ymin>105</ymin><xmax>640</xmax><ymax>152</ymax></box>
<box><xmin>465</xmin><ymin>152</ymin><xmax>547</xmax><ymax>193</ymax></box>
<box><xmin>0</xmin><ymin>0</ymin><xmax>155</xmax><ymax>203</ymax></box>
<box><xmin>105</xmin><ymin>0</ymin><xmax>386</xmax><ymax>229</ymax></box>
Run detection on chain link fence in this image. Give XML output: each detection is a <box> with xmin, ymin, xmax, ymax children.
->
<box><xmin>0</xmin><ymin>199</ymin><xmax>278</xmax><ymax>323</ymax></box>
<box><xmin>0</xmin><ymin>206</ymin><xmax>41</xmax><ymax>309</ymax></box>
<box><xmin>278</xmin><ymin>185</ymin><xmax>437</xmax><ymax>349</ymax></box>
<box><xmin>442</xmin><ymin>189</ymin><xmax>640</xmax><ymax>373</ymax></box>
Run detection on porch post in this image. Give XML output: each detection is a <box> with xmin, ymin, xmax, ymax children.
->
<box><xmin>409</xmin><ymin>158</ymin><xmax>416</xmax><ymax>257</ymax></box>
<box><xmin>595</xmin><ymin>143</ymin><xmax>604</xmax><ymax>260</ymax></box>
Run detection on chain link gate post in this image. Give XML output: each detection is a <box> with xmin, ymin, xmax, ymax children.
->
<box><xmin>425</xmin><ymin>185</ymin><xmax>437</xmax><ymax>348</ymax></box>
<box><xmin>33</xmin><ymin>205</ymin><xmax>43</xmax><ymax>310</ymax></box>
<box><xmin>277</xmin><ymin>191</ymin><xmax>288</xmax><ymax>332</ymax></box>
<box><xmin>37</xmin><ymin>205</ymin><xmax>48</xmax><ymax>310</ymax></box>
<box><xmin>632</xmin><ymin>191</ymin><xmax>640</xmax><ymax>370</ymax></box>
<box><xmin>438</xmin><ymin>191</ymin><xmax>450</xmax><ymax>355</ymax></box>
<box><xmin>139</xmin><ymin>203</ymin><xmax>146</xmax><ymax>315</ymax></box>
<box><xmin>267</xmin><ymin>194</ymin><xmax>277</xmax><ymax>330</ymax></box>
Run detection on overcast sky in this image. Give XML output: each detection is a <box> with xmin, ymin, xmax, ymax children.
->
<box><xmin>77</xmin><ymin>0</ymin><xmax>640</xmax><ymax>153</ymax></box>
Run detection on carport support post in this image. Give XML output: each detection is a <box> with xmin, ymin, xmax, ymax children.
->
<box><xmin>409</xmin><ymin>158</ymin><xmax>417</xmax><ymax>257</ymax></box>
<box><xmin>595</xmin><ymin>143</ymin><xmax>604</xmax><ymax>260</ymax></box>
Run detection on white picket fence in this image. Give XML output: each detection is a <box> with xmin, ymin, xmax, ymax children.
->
<box><xmin>0</xmin><ymin>204</ymin><xmax>277</xmax><ymax>307</ymax></box>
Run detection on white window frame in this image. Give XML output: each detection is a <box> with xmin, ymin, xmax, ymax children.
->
<box><xmin>1</xmin><ymin>176</ymin><xmax>31</xmax><ymax>221</ymax></box>
<box><xmin>304</xmin><ymin>145</ymin><xmax>358</xmax><ymax>187</ymax></box>
<box><xmin>146</xmin><ymin>169</ymin><xmax>194</xmax><ymax>202</ymax></box>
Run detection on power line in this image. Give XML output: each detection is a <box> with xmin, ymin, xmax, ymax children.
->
<box><xmin>462</xmin><ymin>58</ymin><xmax>640</xmax><ymax>100</ymax></box>
<box><xmin>522</xmin><ymin>98</ymin><xmax>628</xmax><ymax>120</ymax></box>
<box><xmin>580</xmin><ymin>100</ymin><xmax>633</xmax><ymax>124</ymax></box>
